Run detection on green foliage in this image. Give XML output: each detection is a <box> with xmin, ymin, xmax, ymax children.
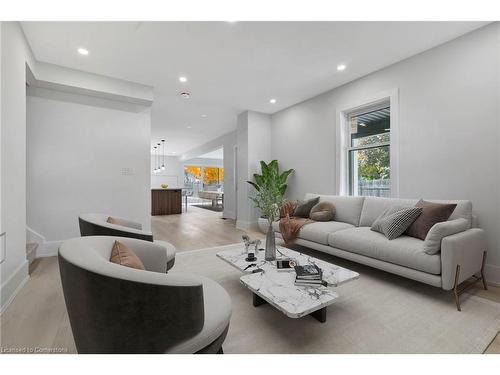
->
<box><xmin>356</xmin><ymin>134</ymin><xmax>390</xmax><ymax>181</ymax></box>
<box><xmin>247</xmin><ymin>160</ymin><xmax>294</xmax><ymax>223</ymax></box>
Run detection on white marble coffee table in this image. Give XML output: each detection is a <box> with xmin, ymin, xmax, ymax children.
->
<box><xmin>216</xmin><ymin>244</ymin><xmax>359</xmax><ymax>323</ymax></box>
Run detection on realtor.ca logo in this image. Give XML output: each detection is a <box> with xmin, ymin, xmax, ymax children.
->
<box><xmin>0</xmin><ymin>346</ymin><xmax>68</xmax><ymax>354</ymax></box>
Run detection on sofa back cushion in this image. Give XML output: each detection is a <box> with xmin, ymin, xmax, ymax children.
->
<box><xmin>304</xmin><ymin>193</ymin><xmax>365</xmax><ymax>226</ymax></box>
<box><xmin>359</xmin><ymin>197</ymin><xmax>417</xmax><ymax>227</ymax></box>
<box><xmin>359</xmin><ymin>197</ymin><xmax>473</xmax><ymax>228</ymax></box>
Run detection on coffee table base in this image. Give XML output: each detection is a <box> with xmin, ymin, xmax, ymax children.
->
<box><xmin>252</xmin><ymin>293</ymin><xmax>327</xmax><ymax>323</ymax></box>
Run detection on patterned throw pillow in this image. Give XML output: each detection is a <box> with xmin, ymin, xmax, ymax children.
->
<box><xmin>371</xmin><ymin>207</ymin><xmax>423</xmax><ymax>240</ymax></box>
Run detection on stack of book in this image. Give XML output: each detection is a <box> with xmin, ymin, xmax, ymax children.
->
<box><xmin>294</xmin><ymin>264</ymin><xmax>325</xmax><ymax>286</ymax></box>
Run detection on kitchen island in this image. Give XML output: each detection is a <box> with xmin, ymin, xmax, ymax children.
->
<box><xmin>151</xmin><ymin>188</ymin><xmax>182</xmax><ymax>215</ymax></box>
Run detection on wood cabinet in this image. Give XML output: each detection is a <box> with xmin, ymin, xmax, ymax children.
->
<box><xmin>151</xmin><ymin>189</ymin><xmax>182</xmax><ymax>215</ymax></box>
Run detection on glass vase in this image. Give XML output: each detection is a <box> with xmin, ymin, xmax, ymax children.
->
<box><xmin>265</xmin><ymin>223</ymin><xmax>276</xmax><ymax>261</ymax></box>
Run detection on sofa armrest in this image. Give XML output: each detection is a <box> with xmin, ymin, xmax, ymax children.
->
<box><xmin>441</xmin><ymin>228</ymin><xmax>486</xmax><ymax>290</ymax></box>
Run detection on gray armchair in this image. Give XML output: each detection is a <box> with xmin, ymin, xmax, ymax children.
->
<box><xmin>78</xmin><ymin>213</ymin><xmax>175</xmax><ymax>270</ymax></box>
<box><xmin>58</xmin><ymin>236</ymin><xmax>232</xmax><ymax>354</ymax></box>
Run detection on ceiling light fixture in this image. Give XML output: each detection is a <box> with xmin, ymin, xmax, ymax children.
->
<box><xmin>337</xmin><ymin>64</ymin><xmax>346</xmax><ymax>71</ymax></box>
<box><xmin>179</xmin><ymin>76</ymin><xmax>187</xmax><ymax>83</ymax></box>
<box><xmin>180</xmin><ymin>92</ymin><xmax>190</xmax><ymax>99</ymax></box>
<box><xmin>187</xmin><ymin>126</ymin><xmax>192</xmax><ymax>129</ymax></box>
<box><xmin>77</xmin><ymin>48</ymin><xmax>89</xmax><ymax>56</ymax></box>
<box><xmin>270</xmin><ymin>98</ymin><xmax>277</xmax><ymax>104</ymax></box>
<box><xmin>161</xmin><ymin>140</ymin><xmax>166</xmax><ymax>171</ymax></box>
<box><xmin>153</xmin><ymin>146</ymin><xmax>158</xmax><ymax>174</ymax></box>
<box><xmin>201</xmin><ymin>114</ymin><xmax>207</xmax><ymax>118</ymax></box>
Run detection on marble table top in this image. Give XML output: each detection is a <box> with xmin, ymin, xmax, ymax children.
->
<box><xmin>216</xmin><ymin>244</ymin><xmax>359</xmax><ymax>319</ymax></box>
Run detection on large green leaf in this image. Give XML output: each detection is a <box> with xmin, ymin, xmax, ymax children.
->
<box><xmin>253</xmin><ymin>174</ymin><xmax>264</xmax><ymax>187</ymax></box>
<box><xmin>279</xmin><ymin>184</ymin><xmax>288</xmax><ymax>196</ymax></box>
<box><xmin>279</xmin><ymin>169</ymin><xmax>294</xmax><ymax>185</ymax></box>
<box><xmin>260</xmin><ymin>161</ymin><xmax>270</xmax><ymax>177</ymax></box>
<box><xmin>247</xmin><ymin>180</ymin><xmax>260</xmax><ymax>192</ymax></box>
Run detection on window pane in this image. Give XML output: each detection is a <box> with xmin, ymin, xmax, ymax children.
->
<box><xmin>349</xmin><ymin>145</ymin><xmax>390</xmax><ymax>197</ymax></box>
<box><xmin>350</xmin><ymin>106</ymin><xmax>390</xmax><ymax>147</ymax></box>
<box><xmin>203</xmin><ymin>167</ymin><xmax>219</xmax><ymax>186</ymax></box>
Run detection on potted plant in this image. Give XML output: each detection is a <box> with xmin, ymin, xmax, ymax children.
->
<box><xmin>247</xmin><ymin>160</ymin><xmax>294</xmax><ymax>261</ymax></box>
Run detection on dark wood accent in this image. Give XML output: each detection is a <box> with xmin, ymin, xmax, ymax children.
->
<box><xmin>453</xmin><ymin>251</ymin><xmax>488</xmax><ymax>311</ymax></box>
<box><xmin>151</xmin><ymin>189</ymin><xmax>182</xmax><ymax>215</ymax></box>
<box><xmin>309</xmin><ymin>307</ymin><xmax>327</xmax><ymax>323</ymax></box>
<box><xmin>252</xmin><ymin>293</ymin><xmax>267</xmax><ymax>307</ymax></box>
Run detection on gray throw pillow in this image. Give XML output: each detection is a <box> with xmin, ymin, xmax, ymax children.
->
<box><xmin>293</xmin><ymin>196</ymin><xmax>320</xmax><ymax>218</ymax></box>
<box><xmin>309</xmin><ymin>201</ymin><xmax>336</xmax><ymax>221</ymax></box>
<box><xmin>371</xmin><ymin>206</ymin><xmax>423</xmax><ymax>240</ymax></box>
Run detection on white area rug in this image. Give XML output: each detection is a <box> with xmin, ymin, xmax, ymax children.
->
<box><xmin>171</xmin><ymin>244</ymin><xmax>500</xmax><ymax>354</ymax></box>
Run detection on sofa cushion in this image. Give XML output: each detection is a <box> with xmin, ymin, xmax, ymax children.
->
<box><xmin>298</xmin><ymin>221</ymin><xmax>354</xmax><ymax>245</ymax></box>
<box><xmin>371</xmin><ymin>207</ymin><xmax>423</xmax><ymax>240</ymax></box>
<box><xmin>426</xmin><ymin>199</ymin><xmax>472</xmax><ymax>228</ymax></box>
<box><xmin>359</xmin><ymin>197</ymin><xmax>417</xmax><ymax>227</ymax></box>
<box><xmin>406</xmin><ymin>200</ymin><xmax>457</xmax><ymax>240</ymax></box>
<box><xmin>359</xmin><ymin>197</ymin><xmax>473</xmax><ymax>228</ymax></box>
<box><xmin>423</xmin><ymin>218</ymin><xmax>469</xmax><ymax>255</ymax></box>
<box><xmin>305</xmin><ymin>193</ymin><xmax>365</xmax><ymax>226</ymax></box>
<box><xmin>294</xmin><ymin>196</ymin><xmax>320</xmax><ymax>218</ymax></box>
<box><xmin>309</xmin><ymin>201</ymin><xmax>336</xmax><ymax>221</ymax></box>
<box><xmin>328</xmin><ymin>227</ymin><xmax>441</xmax><ymax>274</ymax></box>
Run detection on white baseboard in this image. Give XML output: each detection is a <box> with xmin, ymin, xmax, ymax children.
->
<box><xmin>222</xmin><ymin>210</ymin><xmax>236</xmax><ymax>220</ymax></box>
<box><xmin>236</xmin><ymin>220</ymin><xmax>259</xmax><ymax>232</ymax></box>
<box><xmin>36</xmin><ymin>240</ymin><xmax>61</xmax><ymax>258</ymax></box>
<box><xmin>485</xmin><ymin>263</ymin><xmax>500</xmax><ymax>287</ymax></box>
<box><xmin>0</xmin><ymin>260</ymin><xmax>29</xmax><ymax>314</ymax></box>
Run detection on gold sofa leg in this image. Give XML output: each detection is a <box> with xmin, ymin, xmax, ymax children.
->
<box><xmin>453</xmin><ymin>265</ymin><xmax>461</xmax><ymax>311</ymax></box>
<box><xmin>452</xmin><ymin>251</ymin><xmax>488</xmax><ymax>312</ymax></box>
<box><xmin>481</xmin><ymin>251</ymin><xmax>488</xmax><ymax>291</ymax></box>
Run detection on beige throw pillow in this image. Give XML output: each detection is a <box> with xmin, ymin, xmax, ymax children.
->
<box><xmin>109</xmin><ymin>240</ymin><xmax>145</xmax><ymax>270</ymax></box>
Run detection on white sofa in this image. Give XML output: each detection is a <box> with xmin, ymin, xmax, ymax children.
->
<box><xmin>259</xmin><ymin>194</ymin><xmax>488</xmax><ymax>310</ymax></box>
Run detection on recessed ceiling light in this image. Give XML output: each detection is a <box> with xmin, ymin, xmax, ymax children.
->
<box><xmin>337</xmin><ymin>64</ymin><xmax>346</xmax><ymax>71</ymax></box>
<box><xmin>187</xmin><ymin>126</ymin><xmax>192</xmax><ymax>129</ymax></box>
<box><xmin>179</xmin><ymin>76</ymin><xmax>187</xmax><ymax>83</ymax></box>
<box><xmin>180</xmin><ymin>92</ymin><xmax>190</xmax><ymax>99</ymax></box>
<box><xmin>201</xmin><ymin>114</ymin><xmax>207</xmax><ymax>118</ymax></box>
<box><xmin>77</xmin><ymin>48</ymin><xmax>89</xmax><ymax>56</ymax></box>
<box><xmin>270</xmin><ymin>98</ymin><xmax>277</xmax><ymax>104</ymax></box>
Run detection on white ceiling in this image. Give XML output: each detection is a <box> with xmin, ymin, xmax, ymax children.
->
<box><xmin>198</xmin><ymin>148</ymin><xmax>224</xmax><ymax>160</ymax></box>
<box><xmin>21</xmin><ymin>21</ymin><xmax>488</xmax><ymax>155</ymax></box>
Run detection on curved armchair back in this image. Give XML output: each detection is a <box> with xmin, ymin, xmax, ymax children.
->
<box><xmin>79</xmin><ymin>213</ymin><xmax>154</xmax><ymax>242</ymax></box>
<box><xmin>58</xmin><ymin>236</ymin><xmax>204</xmax><ymax>353</ymax></box>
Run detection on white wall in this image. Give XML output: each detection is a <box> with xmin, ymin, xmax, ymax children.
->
<box><xmin>237</xmin><ymin>111</ymin><xmax>272</xmax><ymax>229</ymax></box>
<box><xmin>27</xmin><ymin>87</ymin><xmax>151</xmax><ymax>255</ymax></box>
<box><xmin>0</xmin><ymin>22</ymin><xmax>36</xmax><ymax>311</ymax></box>
<box><xmin>271</xmin><ymin>23</ymin><xmax>500</xmax><ymax>280</ymax></box>
<box><xmin>150</xmin><ymin>155</ymin><xmax>184</xmax><ymax>188</ymax></box>
<box><xmin>180</xmin><ymin>131</ymin><xmax>237</xmax><ymax>219</ymax></box>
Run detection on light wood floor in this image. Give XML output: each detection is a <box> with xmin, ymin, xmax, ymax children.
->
<box><xmin>1</xmin><ymin>206</ymin><xmax>499</xmax><ymax>354</ymax></box>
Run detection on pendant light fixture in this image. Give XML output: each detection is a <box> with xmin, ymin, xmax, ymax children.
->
<box><xmin>153</xmin><ymin>146</ymin><xmax>157</xmax><ymax>174</ymax></box>
<box><xmin>157</xmin><ymin>143</ymin><xmax>161</xmax><ymax>172</ymax></box>
<box><xmin>161</xmin><ymin>139</ymin><xmax>166</xmax><ymax>171</ymax></box>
